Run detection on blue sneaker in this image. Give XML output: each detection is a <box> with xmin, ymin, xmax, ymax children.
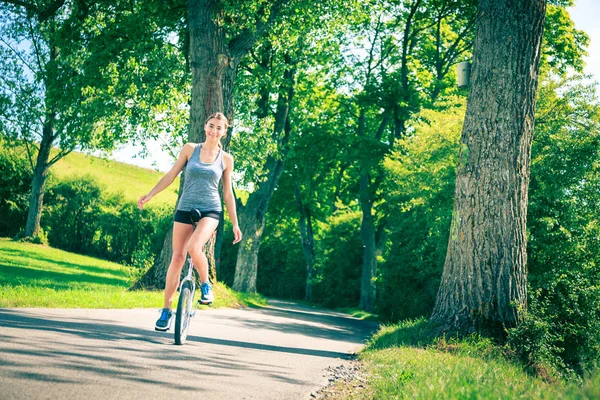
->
<box><xmin>199</xmin><ymin>282</ymin><xmax>214</xmax><ymax>305</ymax></box>
<box><xmin>155</xmin><ymin>308</ymin><xmax>172</xmax><ymax>331</ymax></box>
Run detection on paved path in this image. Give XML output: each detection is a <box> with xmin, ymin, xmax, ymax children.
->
<box><xmin>0</xmin><ymin>299</ymin><xmax>377</xmax><ymax>399</ymax></box>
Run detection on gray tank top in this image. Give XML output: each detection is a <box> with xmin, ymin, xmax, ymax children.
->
<box><xmin>177</xmin><ymin>144</ymin><xmax>224</xmax><ymax>212</ymax></box>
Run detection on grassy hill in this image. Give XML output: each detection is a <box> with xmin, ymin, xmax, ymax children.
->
<box><xmin>51</xmin><ymin>149</ymin><xmax>179</xmax><ymax>207</ymax></box>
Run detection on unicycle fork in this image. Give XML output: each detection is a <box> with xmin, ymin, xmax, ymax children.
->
<box><xmin>173</xmin><ymin>256</ymin><xmax>198</xmax><ymax>345</ymax></box>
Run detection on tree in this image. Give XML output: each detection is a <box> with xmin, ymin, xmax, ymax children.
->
<box><xmin>0</xmin><ymin>0</ymin><xmax>186</xmax><ymax>240</ymax></box>
<box><xmin>249</xmin><ymin>34</ymin><xmax>353</xmax><ymax>300</ymax></box>
<box><xmin>137</xmin><ymin>0</ymin><xmax>294</xmax><ymax>289</ymax></box>
<box><xmin>331</xmin><ymin>0</ymin><xmax>476</xmax><ymax>311</ymax></box>
<box><xmin>231</xmin><ymin>47</ymin><xmax>298</xmax><ymax>293</ymax></box>
<box><xmin>430</xmin><ymin>0</ymin><xmax>547</xmax><ymax>334</ymax></box>
<box><xmin>198</xmin><ymin>1</ymin><xmax>350</xmax><ymax>293</ymax></box>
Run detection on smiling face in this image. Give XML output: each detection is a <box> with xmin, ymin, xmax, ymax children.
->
<box><xmin>204</xmin><ymin>117</ymin><xmax>227</xmax><ymax>142</ymax></box>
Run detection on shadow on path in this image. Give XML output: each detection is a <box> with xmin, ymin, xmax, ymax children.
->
<box><xmin>0</xmin><ymin>300</ymin><xmax>379</xmax><ymax>393</ymax></box>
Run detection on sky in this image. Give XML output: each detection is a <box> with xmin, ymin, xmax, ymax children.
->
<box><xmin>109</xmin><ymin>0</ymin><xmax>600</xmax><ymax>173</ymax></box>
<box><xmin>568</xmin><ymin>0</ymin><xmax>600</xmax><ymax>79</ymax></box>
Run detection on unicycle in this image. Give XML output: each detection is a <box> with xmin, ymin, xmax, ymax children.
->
<box><xmin>173</xmin><ymin>209</ymin><xmax>204</xmax><ymax>345</ymax></box>
<box><xmin>174</xmin><ymin>255</ymin><xmax>197</xmax><ymax>345</ymax></box>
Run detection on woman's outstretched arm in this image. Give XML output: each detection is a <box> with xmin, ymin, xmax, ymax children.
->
<box><xmin>137</xmin><ymin>143</ymin><xmax>195</xmax><ymax>210</ymax></box>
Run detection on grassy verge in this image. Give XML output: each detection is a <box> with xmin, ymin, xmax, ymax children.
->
<box><xmin>330</xmin><ymin>318</ymin><xmax>600</xmax><ymax>399</ymax></box>
<box><xmin>0</xmin><ymin>238</ymin><xmax>266</xmax><ymax>309</ymax></box>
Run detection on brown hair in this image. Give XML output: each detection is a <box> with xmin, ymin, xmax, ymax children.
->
<box><xmin>204</xmin><ymin>112</ymin><xmax>229</xmax><ymax>129</ymax></box>
<box><xmin>204</xmin><ymin>112</ymin><xmax>229</xmax><ymax>148</ymax></box>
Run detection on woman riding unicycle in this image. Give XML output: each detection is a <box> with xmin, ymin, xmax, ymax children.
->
<box><xmin>137</xmin><ymin>112</ymin><xmax>242</xmax><ymax>333</ymax></box>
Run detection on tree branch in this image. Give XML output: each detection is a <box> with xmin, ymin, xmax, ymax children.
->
<box><xmin>440</xmin><ymin>14</ymin><xmax>476</xmax><ymax>68</ymax></box>
<box><xmin>23</xmin><ymin>138</ymin><xmax>37</xmax><ymax>171</ymax></box>
<box><xmin>38</xmin><ymin>0</ymin><xmax>66</xmax><ymax>22</ymax></box>
<box><xmin>27</xmin><ymin>18</ymin><xmax>45</xmax><ymax>75</ymax></box>
<box><xmin>48</xmin><ymin>146</ymin><xmax>73</xmax><ymax>166</ymax></box>
<box><xmin>228</xmin><ymin>0</ymin><xmax>291</xmax><ymax>59</ymax></box>
<box><xmin>375</xmin><ymin>113</ymin><xmax>390</xmax><ymax>141</ymax></box>
<box><xmin>364</xmin><ymin>14</ymin><xmax>384</xmax><ymax>87</ymax></box>
<box><xmin>0</xmin><ymin>36</ymin><xmax>37</xmax><ymax>73</ymax></box>
<box><xmin>400</xmin><ymin>0</ymin><xmax>423</xmax><ymax>91</ymax></box>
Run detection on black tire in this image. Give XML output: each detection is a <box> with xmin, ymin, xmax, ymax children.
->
<box><xmin>174</xmin><ymin>281</ymin><xmax>193</xmax><ymax>345</ymax></box>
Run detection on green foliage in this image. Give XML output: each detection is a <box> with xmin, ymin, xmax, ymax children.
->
<box><xmin>0</xmin><ymin>1</ymin><xmax>187</xmax><ymax>153</ymax></box>
<box><xmin>542</xmin><ymin>4</ymin><xmax>589</xmax><ymax>74</ymax></box>
<box><xmin>508</xmin><ymin>73</ymin><xmax>600</xmax><ymax>379</ymax></box>
<box><xmin>312</xmin><ymin>211</ymin><xmax>363</xmax><ymax>308</ymax></box>
<box><xmin>0</xmin><ymin>138</ymin><xmax>31</xmax><ymax>237</ymax></box>
<box><xmin>14</xmin><ymin>227</ymin><xmax>49</xmax><ymax>246</ymax></box>
<box><xmin>507</xmin><ymin>293</ymin><xmax>570</xmax><ymax>380</ymax></box>
<box><xmin>378</xmin><ymin>102</ymin><xmax>464</xmax><ymax>321</ymax></box>
<box><xmin>41</xmin><ymin>174</ymin><xmax>172</xmax><ymax>268</ymax></box>
<box><xmin>256</xmin><ymin>199</ymin><xmax>306</xmax><ymax>299</ymax></box>
<box><xmin>44</xmin><ymin>175</ymin><xmax>104</xmax><ymax>253</ymax></box>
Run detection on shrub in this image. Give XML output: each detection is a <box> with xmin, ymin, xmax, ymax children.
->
<box><xmin>311</xmin><ymin>211</ymin><xmax>363</xmax><ymax>308</ymax></box>
<box><xmin>43</xmin><ymin>175</ymin><xmax>104</xmax><ymax>253</ymax></box>
<box><xmin>0</xmin><ymin>138</ymin><xmax>33</xmax><ymax>237</ymax></box>
<box><xmin>508</xmin><ymin>270</ymin><xmax>600</xmax><ymax>379</ymax></box>
<box><xmin>42</xmin><ymin>174</ymin><xmax>171</xmax><ymax>270</ymax></box>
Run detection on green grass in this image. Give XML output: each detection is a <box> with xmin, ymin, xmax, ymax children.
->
<box><xmin>0</xmin><ymin>238</ymin><xmax>266</xmax><ymax>309</ymax></box>
<box><xmin>332</xmin><ymin>318</ymin><xmax>600</xmax><ymax>399</ymax></box>
<box><xmin>51</xmin><ymin>149</ymin><xmax>179</xmax><ymax>206</ymax></box>
<box><xmin>335</xmin><ymin>306</ymin><xmax>378</xmax><ymax>321</ymax></box>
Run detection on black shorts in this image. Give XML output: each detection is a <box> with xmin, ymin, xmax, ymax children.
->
<box><xmin>174</xmin><ymin>209</ymin><xmax>222</xmax><ymax>225</ymax></box>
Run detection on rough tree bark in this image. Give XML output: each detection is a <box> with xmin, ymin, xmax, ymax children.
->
<box><xmin>430</xmin><ymin>0</ymin><xmax>546</xmax><ymax>334</ymax></box>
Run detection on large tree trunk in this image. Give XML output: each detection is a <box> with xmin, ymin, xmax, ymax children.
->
<box><xmin>430</xmin><ymin>0</ymin><xmax>546</xmax><ymax>334</ymax></box>
<box><xmin>294</xmin><ymin>182</ymin><xmax>316</xmax><ymax>300</ymax></box>
<box><xmin>188</xmin><ymin>0</ymin><xmax>228</xmax><ymax>141</ymax></box>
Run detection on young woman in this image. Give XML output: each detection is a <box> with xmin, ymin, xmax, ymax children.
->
<box><xmin>138</xmin><ymin>112</ymin><xmax>242</xmax><ymax>331</ymax></box>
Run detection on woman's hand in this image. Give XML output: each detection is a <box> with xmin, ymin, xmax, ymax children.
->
<box><xmin>232</xmin><ymin>225</ymin><xmax>242</xmax><ymax>244</ymax></box>
<box><xmin>137</xmin><ymin>193</ymin><xmax>153</xmax><ymax>210</ymax></box>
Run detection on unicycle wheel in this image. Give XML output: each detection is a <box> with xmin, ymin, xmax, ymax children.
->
<box><xmin>174</xmin><ymin>282</ymin><xmax>193</xmax><ymax>345</ymax></box>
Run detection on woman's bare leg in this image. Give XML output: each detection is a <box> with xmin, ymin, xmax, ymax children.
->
<box><xmin>163</xmin><ymin>222</ymin><xmax>194</xmax><ymax>309</ymax></box>
<box><xmin>187</xmin><ymin>217</ymin><xmax>220</xmax><ymax>283</ymax></box>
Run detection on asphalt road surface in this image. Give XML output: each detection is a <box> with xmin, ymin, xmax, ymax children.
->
<box><xmin>0</xmin><ymin>299</ymin><xmax>378</xmax><ymax>400</ymax></box>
